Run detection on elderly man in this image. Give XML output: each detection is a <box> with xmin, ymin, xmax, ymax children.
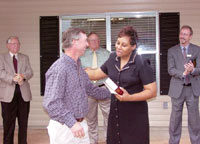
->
<box><xmin>43</xmin><ymin>28</ymin><xmax>111</xmax><ymax>144</ymax></box>
<box><xmin>0</xmin><ymin>36</ymin><xmax>33</xmax><ymax>144</ymax></box>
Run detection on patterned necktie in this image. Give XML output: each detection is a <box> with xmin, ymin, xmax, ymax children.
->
<box><xmin>183</xmin><ymin>47</ymin><xmax>187</xmax><ymax>63</ymax></box>
<box><xmin>182</xmin><ymin>47</ymin><xmax>190</xmax><ymax>84</ymax></box>
<box><xmin>13</xmin><ymin>55</ymin><xmax>17</xmax><ymax>73</ymax></box>
<box><xmin>92</xmin><ymin>51</ymin><xmax>98</xmax><ymax>69</ymax></box>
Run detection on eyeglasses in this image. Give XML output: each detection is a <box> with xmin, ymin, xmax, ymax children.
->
<box><xmin>88</xmin><ymin>39</ymin><xmax>98</xmax><ymax>42</ymax></box>
<box><xmin>8</xmin><ymin>43</ymin><xmax>20</xmax><ymax>45</ymax></box>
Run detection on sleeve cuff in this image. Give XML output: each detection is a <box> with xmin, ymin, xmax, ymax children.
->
<box><xmin>64</xmin><ymin>117</ymin><xmax>76</xmax><ymax>128</ymax></box>
<box><xmin>190</xmin><ymin>68</ymin><xmax>195</xmax><ymax>75</ymax></box>
<box><xmin>182</xmin><ymin>74</ymin><xmax>186</xmax><ymax>79</ymax></box>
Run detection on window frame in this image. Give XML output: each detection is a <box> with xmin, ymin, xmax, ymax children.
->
<box><xmin>59</xmin><ymin>12</ymin><xmax>160</xmax><ymax>96</ymax></box>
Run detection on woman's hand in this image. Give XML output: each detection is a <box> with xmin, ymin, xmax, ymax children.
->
<box><xmin>85</xmin><ymin>67</ymin><xmax>107</xmax><ymax>80</ymax></box>
<box><xmin>115</xmin><ymin>82</ymin><xmax>157</xmax><ymax>102</ymax></box>
<box><xmin>115</xmin><ymin>87</ymin><xmax>131</xmax><ymax>101</ymax></box>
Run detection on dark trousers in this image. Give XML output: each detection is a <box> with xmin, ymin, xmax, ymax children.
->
<box><xmin>1</xmin><ymin>85</ymin><xmax>30</xmax><ymax>144</ymax></box>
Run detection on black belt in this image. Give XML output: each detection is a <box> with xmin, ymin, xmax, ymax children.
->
<box><xmin>98</xmin><ymin>84</ymin><xmax>105</xmax><ymax>87</ymax></box>
<box><xmin>183</xmin><ymin>83</ymin><xmax>191</xmax><ymax>86</ymax></box>
<box><xmin>76</xmin><ymin>118</ymin><xmax>84</xmax><ymax>122</ymax></box>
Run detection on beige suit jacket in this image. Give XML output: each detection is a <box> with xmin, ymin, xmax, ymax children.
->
<box><xmin>0</xmin><ymin>52</ymin><xmax>33</xmax><ymax>102</ymax></box>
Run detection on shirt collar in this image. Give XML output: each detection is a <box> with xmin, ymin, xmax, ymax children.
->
<box><xmin>115</xmin><ymin>50</ymin><xmax>137</xmax><ymax>64</ymax></box>
<box><xmin>63</xmin><ymin>53</ymin><xmax>81</xmax><ymax>66</ymax></box>
<box><xmin>88</xmin><ymin>48</ymin><xmax>101</xmax><ymax>54</ymax></box>
<box><xmin>180</xmin><ymin>44</ymin><xmax>190</xmax><ymax>51</ymax></box>
<box><xmin>9</xmin><ymin>52</ymin><xmax>18</xmax><ymax>59</ymax></box>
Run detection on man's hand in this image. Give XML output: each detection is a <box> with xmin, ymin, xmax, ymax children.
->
<box><xmin>13</xmin><ymin>74</ymin><xmax>25</xmax><ymax>85</ymax></box>
<box><xmin>13</xmin><ymin>75</ymin><xmax>19</xmax><ymax>83</ymax></box>
<box><xmin>17</xmin><ymin>74</ymin><xmax>25</xmax><ymax>85</ymax></box>
<box><xmin>18</xmin><ymin>79</ymin><xmax>24</xmax><ymax>85</ymax></box>
<box><xmin>186</xmin><ymin>61</ymin><xmax>194</xmax><ymax>72</ymax></box>
<box><xmin>70</xmin><ymin>122</ymin><xmax>85</xmax><ymax>138</ymax></box>
<box><xmin>184</xmin><ymin>61</ymin><xmax>194</xmax><ymax>75</ymax></box>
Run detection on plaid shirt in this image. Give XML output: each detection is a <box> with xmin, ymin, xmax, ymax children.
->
<box><xmin>43</xmin><ymin>54</ymin><xmax>110</xmax><ymax>128</ymax></box>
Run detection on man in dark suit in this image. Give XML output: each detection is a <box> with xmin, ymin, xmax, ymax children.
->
<box><xmin>168</xmin><ymin>25</ymin><xmax>200</xmax><ymax>144</ymax></box>
<box><xmin>0</xmin><ymin>36</ymin><xmax>33</xmax><ymax>144</ymax></box>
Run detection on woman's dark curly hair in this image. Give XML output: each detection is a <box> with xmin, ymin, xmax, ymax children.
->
<box><xmin>118</xmin><ymin>26</ymin><xmax>138</xmax><ymax>46</ymax></box>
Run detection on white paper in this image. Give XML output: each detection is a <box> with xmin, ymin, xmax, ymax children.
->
<box><xmin>103</xmin><ymin>78</ymin><xmax>117</xmax><ymax>94</ymax></box>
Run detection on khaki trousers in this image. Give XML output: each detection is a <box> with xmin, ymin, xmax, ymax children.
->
<box><xmin>86</xmin><ymin>96</ymin><xmax>110</xmax><ymax>144</ymax></box>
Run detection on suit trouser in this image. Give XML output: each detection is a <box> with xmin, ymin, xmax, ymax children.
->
<box><xmin>86</xmin><ymin>96</ymin><xmax>110</xmax><ymax>144</ymax></box>
<box><xmin>169</xmin><ymin>86</ymin><xmax>200</xmax><ymax>144</ymax></box>
<box><xmin>47</xmin><ymin>119</ymin><xmax>90</xmax><ymax>144</ymax></box>
<box><xmin>1</xmin><ymin>85</ymin><xmax>30</xmax><ymax>144</ymax></box>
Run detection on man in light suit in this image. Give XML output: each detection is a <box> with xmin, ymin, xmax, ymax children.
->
<box><xmin>0</xmin><ymin>36</ymin><xmax>33</xmax><ymax>144</ymax></box>
<box><xmin>168</xmin><ymin>25</ymin><xmax>200</xmax><ymax>144</ymax></box>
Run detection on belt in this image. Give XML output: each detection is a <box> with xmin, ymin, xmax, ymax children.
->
<box><xmin>183</xmin><ymin>83</ymin><xmax>191</xmax><ymax>86</ymax></box>
<box><xmin>98</xmin><ymin>84</ymin><xmax>105</xmax><ymax>87</ymax></box>
<box><xmin>76</xmin><ymin>118</ymin><xmax>84</xmax><ymax>122</ymax></box>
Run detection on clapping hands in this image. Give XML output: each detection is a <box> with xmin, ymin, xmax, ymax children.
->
<box><xmin>13</xmin><ymin>74</ymin><xmax>24</xmax><ymax>85</ymax></box>
<box><xmin>183</xmin><ymin>61</ymin><xmax>194</xmax><ymax>76</ymax></box>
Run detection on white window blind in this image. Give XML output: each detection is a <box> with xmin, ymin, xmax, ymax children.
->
<box><xmin>61</xmin><ymin>17</ymin><xmax>106</xmax><ymax>49</ymax></box>
<box><xmin>60</xmin><ymin>12</ymin><xmax>159</xmax><ymax>93</ymax></box>
<box><xmin>110</xmin><ymin>16</ymin><xmax>156</xmax><ymax>52</ymax></box>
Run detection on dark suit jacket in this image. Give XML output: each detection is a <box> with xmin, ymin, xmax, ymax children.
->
<box><xmin>168</xmin><ymin>43</ymin><xmax>200</xmax><ymax>98</ymax></box>
<box><xmin>0</xmin><ymin>52</ymin><xmax>33</xmax><ymax>102</ymax></box>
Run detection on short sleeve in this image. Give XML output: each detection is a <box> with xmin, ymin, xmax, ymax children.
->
<box><xmin>139</xmin><ymin>59</ymin><xmax>155</xmax><ymax>85</ymax></box>
<box><xmin>100</xmin><ymin>55</ymin><xmax>111</xmax><ymax>75</ymax></box>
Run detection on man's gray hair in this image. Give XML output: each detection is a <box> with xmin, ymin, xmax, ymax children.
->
<box><xmin>62</xmin><ymin>27</ymin><xmax>86</xmax><ymax>50</ymax></box>
<box><xmin>6</xmin><ymin>36</ymin><xmax>20</xmax><ymax>44</ymax></box>
<box><xmin>181</xmin><ymin>25</ymin><xmax>193</xmax><ymax>36</ymax></box>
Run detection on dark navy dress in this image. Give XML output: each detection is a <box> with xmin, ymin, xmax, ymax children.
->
<box><xmin>101</xmin><ymin>50</ymin><xmax>155</xmax><ymax>144</ymax></box>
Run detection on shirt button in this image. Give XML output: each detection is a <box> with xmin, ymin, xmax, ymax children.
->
<box><xmin>117</xmin><ymin>132</ymin><xmax>120</xmax><ymax>135</ymax></box>
<box><xmin>115</xmin><ymin>108</ymin><xmax>117</xmax><ymax>111</ymax></box>
<box><xmin>118</xmin><ymin>141</ymin><xmax>120</xmax><ymax>143</ymax></box>
<box><xmin>117</xmin><ymin>81</ymin><xmax>119</xmax><ymax>84</ymax></box>
<box><xmin>116</xmin><ymin>115</ymin><xmax>118</xmax><ymax>118</ymax></box>
<box><xmin>116</xmin><ymin>123</ymin><xmax>119</xmax><ymax>127</ymax></box>
<box><xmin>115</xmin><ymin>99</ymin><xmax>117</xmax><ymax>102</ymax></box>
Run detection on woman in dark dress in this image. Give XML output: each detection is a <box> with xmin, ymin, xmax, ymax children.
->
<box><xmin>86</xmin><ymin>26</ymin><xmax>157</xmax><ymax>144</ymax></box>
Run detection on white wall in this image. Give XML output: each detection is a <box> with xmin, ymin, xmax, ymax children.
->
<box><xmin>0</xmin><ymin>0</ymin><xmax>200</xmax><ymax>127</ymax></box>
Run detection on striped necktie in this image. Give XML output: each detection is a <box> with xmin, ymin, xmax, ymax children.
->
<box><xmin>182</xmin><ymin>47</ymin><xmax>190</xmax><ymax>84</ymax></box>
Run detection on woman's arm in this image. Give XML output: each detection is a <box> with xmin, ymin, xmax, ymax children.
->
<box><xmin>115</xmin><ymin>82</ymin><xmax>157</xmax><ymax>101</ymax></box>
<box><xmin>85</xmin><ymin>68</ymin><xmax>107</xmax><ymax>80</ymax></box>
